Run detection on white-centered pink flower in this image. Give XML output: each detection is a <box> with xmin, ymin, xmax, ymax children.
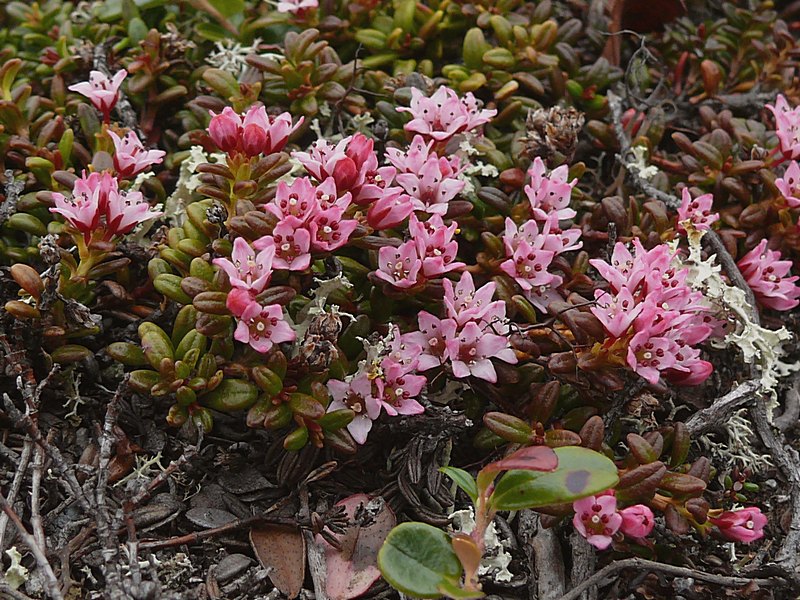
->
<box><xmin>572</xmin><ymin>494</ymin><xmax>622</xmax><ymax>550</ymax></box>
<box><xmin>327</xmin><ymin>374</ymin><xmax>381</xmax><ymax>445</ymax></box>
<box><xmin>213</xmin><ymin>237</ymin><xmax>275</xmax><ymax>294</ymax></box>
<box><xmin>234</xmin><ymin>301</ymin><xmax>296</xmax><ymax>353</ymax></box>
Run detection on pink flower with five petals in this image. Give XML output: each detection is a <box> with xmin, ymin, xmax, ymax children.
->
<box><xmin>108</xmin><ymin>130</ymin><xmax>166</xmax><ymax>178</ymax></box>
<box><xmin>69</xmin><ymin>70</ymin><xmax>127</xmax><ymax>122</ymax></box>
<box><xmin>572</xmin><ymin>495</ymin><xmax>622</xmax><ymax>550</ymax></box>
<box><xmin>234</xmin><ymin>301</ymin><xmax>296</xmax><ymax>354</ymax></box>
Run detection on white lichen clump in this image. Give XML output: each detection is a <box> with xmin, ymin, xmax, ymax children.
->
<box><xmin>450</xmin><ymin>508</ymin><xmax>513</xmax><ymax>583</ymax></box>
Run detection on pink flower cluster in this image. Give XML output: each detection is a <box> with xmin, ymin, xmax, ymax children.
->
<box><xmin>385</xmin><ymin>135</ymin><xmax>466</xmax><ymax>215</ymax></box>
<box><xmin>397</xmin><ymin>86</ymin><xmax>496</xmax><ymax>143</ymax></box>
<box><xmin>258</xmin><ymin>176</ymin><xmax>358</xmax><ymax>269</ymax></box>
<box><xmin>677</xmin><ymin>188</ymin><xmax>718</xmax><ymax>232</ymax></box>
<box><xmin>51</xmin><ymin>171</ymin><xmax>163</xmax><ymax>242</ymax></box>
<box><xmin>766</xmin><ymin>94</ymin><xmax>800</xmax><ymax>160</ymax></box>
<box><xmin>572</xmin><ymin>493</ymin><xmax>654</xmax><ymax>550</ymax></box>
<box><xmin>208</xmin><ymin>105</ymin><xmax>302</xmax><ymax>157</ymax></box>
<box><xmin>327</xmin><ymin>326</ymin><xmax>426</xmax><ymax>444</ymax></box>
<box><xmin>402</xmin><ymin>272</ymin><xmax>517</xmax><ymax>383</ymax></box>
<box><xmin>214</xmin><ymin>238</ymin><xmax>295</xmax><ymax>354</ymax></box>
<box><xmin>499</xmin><ymin>158</ymin><xmax>583</xmax><ymax>310</ymax></box>
<box><xmin>69</xmin><ymin>70</ymin><xmax>127</xmax><ymax>122</ymax></box>
<box><xmin>375</xmin><ymin>214</ymin><xmax>464</xmax><ymax>289</ymax></box>
<box><xmin>590</xmin><ymin>240</ymin><xmax>714</xmax><ymax>386</ymax></box>
<box><xmin>710</xmin><ymin>506</ymin><xmax>767</xmax><ymax>543</ymax></box>
<box><xmin>737</xmin><ymin>240</ymin><xmax>800</xmax><ymax>311</ymax></box>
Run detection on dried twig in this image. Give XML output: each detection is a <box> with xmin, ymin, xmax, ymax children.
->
<box><xmin>554</xmin><ymin>557</ymin><xmax>787</xmax><ymax>600</ymax></box>
<box><xmin>0</xmin><ymin>492</ymin><xmax>64</xmax><ymax>600</ymax></box>
<box><xmin>685</xmin><ymin>380</ymin><xmax>761</xmax><ymax>435</ymax></box>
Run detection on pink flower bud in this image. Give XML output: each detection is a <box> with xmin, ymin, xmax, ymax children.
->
<box><xmin>618</xmin><ymin>504</ymin><xmax>655</xmax><ymax>538</ymax></box>
<box><xmin>242</xmin><ymin>122</ymin><xmax>268</xmax><ymax>157</ymax></box>
<box><xmin>208</xmin><ymin>107</ymin><xmax>242</xmax><ymax>153</ymax></box>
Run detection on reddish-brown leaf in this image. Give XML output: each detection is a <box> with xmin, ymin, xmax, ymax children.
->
<box><xmin>250</xmin><ymin>524</ymin><xmax>306</xmax><ymax>599</ymax></box>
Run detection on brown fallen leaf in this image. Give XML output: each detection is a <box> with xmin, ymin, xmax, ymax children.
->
<box><xmin>250</xmin><ymin>524</ymin><xmax>306</xmax><ymax>599</ymax></box>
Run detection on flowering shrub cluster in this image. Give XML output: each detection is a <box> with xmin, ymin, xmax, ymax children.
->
<box><xmin>2</xmin><ymin>1</ymin><xmax>800</xmax><ymax>598</ymax></box>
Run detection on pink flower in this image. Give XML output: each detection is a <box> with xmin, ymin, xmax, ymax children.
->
<box><xmin>766</xmin><ymin>95</ymin><xmax>800</xmax><ymax>160</ymax></box>
<box><xmin>50</xmin><ymin>171</ymin><xmax>162</xmax><ymax>241</ymax></box>
<box><xmin>226</xmin><ymin>288</ymin><xmax>254</xmax><ymax>318</ymax></box>
<box><xmin>397</xmin><ymin>86</ymin><xmax>496</xmax><ymax>143</ymax></box>
<box><xmin>241</xmin><ymin>106</ymin><xmax>302</xmax><ymax>156</ymax></box>
<box><xmin>402</xmin><ymin>312</ymin><xmax>459</xmax><ymax>371</ymax></box>
<box><xmin>775</xmin><ymin>161</ymin><xmax>800</xmax><ymax>207</ymax></box>
<box><xmin>525</xmin><ymin>157</ymin><xmax>577</xmax><ymax>225</ymax></box>
<box><xmin>265</xmin><ymin>178</ymin><xmax>321</xmax><ymax>225</ymax></box>
<box><xmin>375</xmin><ymin>241</ymin><xmax>423</xmax><ymax>289</ymax></box>
<box><xmin>384</xmin><ymin>325</ymin><xmax>422</xmax><ymax>373</ymax></box>
<box><xmin>677</xmin><ymin>188</ymin><xmax>718</xmax><ymax>231</ymax></box>
<box><xmin>389</xmin><ymin>136</ymin><xmax>465</xmax><ymax>214</ymax></box>
<box><xmin>572</xmin><ymin>495</ymin><xmax>622</xmax><ymax>550</ymax></box>
<box><xmin>105</xmin><ymin>188</ymin><xmax>163</xmax><ymax>236</ymax></box>
<box><xmin>108</xmin><ymin>130</ymin><xmax>166</xmax><ymax>178</ymax></box>
<box><xmin>711</xmin><ymin>507</ymin><xmax>767</xmax><ymax>543</ymax></box>
<box><xmin>446</xmin><ymin>321</ymin><xmax>517</xmax><ymax>383</ymax></box>
<box><xmin>367</xmin><ymin>188</ymin><xmax>414</xmax><ymax>230</ymax></box>
<box><xmin>253</xmin><ymin>221</ymin><xmax>311</xmax><ymax>271</ymax></box>
<box><xmin>208</xmin><ymin>107</ymin><xmax>242</xmax><ymax>154</ymax></box>
<box><xmin>443</xmin><ymin>271</ymin><xmax>503</xmax><ymax>327</ymax></box>
<box><xmin>626</xmin><ymin>331</ymin><xmax>678</xmax><ymax>385</ymax></box>
<box><xmin>499</xmin><ymin>239</ymin><xmax>556</xmax><ymax>292</ymax></box>
<box><xmin>294</xmin><ymin>134</ymin><xmax>394</xmax><ymax>205</ymax></box>
<box><xmin>618</xmin><ymin>505</ymin><xmax>655</xmax><ymax>538</ymax></box>
<box><xmin>327</xmin><ymin>374</ymin><xmax>381</xmax><ymax>445</ymax></box>
<box><xmin>213</xmin><ymin>237</ymin><xmax>275</xmax><ymax>293</ymax></box>
<box><xmin>276</xmin><ymin>0</ymin><xmax>318</xmax><ymax>14</ymax></box>
<box><xmin>737</xmin><ymin>239</ymin><xmax>800</xmax><ymax>311</ymax></box>
<box><xmin>234</xmin><ymin>301</ymin><xmax>296</xmax><ymax>353</ymax></box>
<box><xmin>68</xmin><ymin>70</ymin><xmax>127</xmax><ymax>122</ymax></box>
<box><xmin>308</xmin><ymin>207</ymin><xmax>358</xmax><ymax>252</ymax></box>
<box><xmin>375</xmin><ymin>360</ymin><xmax>426</xmax><ymax>416</ymax></box>
<box><xmin>408</xmin><ymin>214</ymin><xmax>464</xmax><ymax>277</ymax></box>
<box><xmin>51</xmin><ymin>173</ymin><xmax>105</xmax><ymax>235</ymax></box>
<box><xmin>591</xmin><ymin>287</ymin><xmax>642</xmax><ymax>338</ymax></box>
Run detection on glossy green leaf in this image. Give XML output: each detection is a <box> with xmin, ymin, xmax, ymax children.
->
<box><xmin>440</xmin><ymin>467</ymin><xmax>478</xmax><ymax>503</ymax></box>
<box><xmin>489</xmin><ymin>446</ymin><xmax>619</xmax><ymax>511</ymax></box>
<box><xmin>378</xmin><ymin>522</ymin><xmax>462</xmax><ymax>598</ymax></box>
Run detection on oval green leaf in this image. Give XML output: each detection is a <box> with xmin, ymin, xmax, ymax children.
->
<box><xmin>378</xmin><ymin>522</ymin><xmax>462</xmax><ymax>598</ymax></box>
<box><xmin>440</xmin><ymin>467</ymin><xmax>478</xmax><ymax>503</ymax></box>
<box><xmin>489</xmin><ymin>446</ymin><xmax>619</xmax><ymax>511</ymax></box>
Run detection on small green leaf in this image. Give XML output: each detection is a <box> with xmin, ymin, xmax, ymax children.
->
<box><xmin>378</xmin><ymin>522</ymin><xmax>462</xmax><ymax>598</ymax></box>
<box><xmin>440</xmin><ymin>467</ymin><xmax>478</xmax><ymax>503</ymax></box>
<box><xmin>489</xmin><ymin>446</ymin><xmax>619</xmax><ymax>511</ymax></box>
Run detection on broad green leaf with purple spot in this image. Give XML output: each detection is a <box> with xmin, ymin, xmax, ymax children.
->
<box><xmin>488</xmin><ymin>446</ymin><xmax>619</xmax><ymax>511</ymax></box>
